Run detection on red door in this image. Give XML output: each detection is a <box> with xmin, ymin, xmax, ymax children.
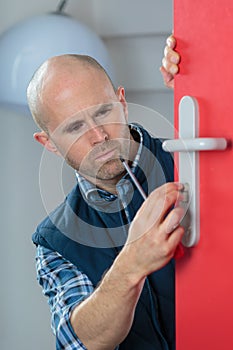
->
<box><xmin>174</xmin><ymin>1</ymin><xmax>233</xmax><ymax>349</ymax></box>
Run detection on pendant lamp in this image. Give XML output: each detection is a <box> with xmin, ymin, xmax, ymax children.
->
<box><xmin>0</xmin><ymin>0</ymin><xmax>114</xmax><ymax>114</ymax></box>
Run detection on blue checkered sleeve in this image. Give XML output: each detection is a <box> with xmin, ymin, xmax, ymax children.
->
<box><xmin>35</xmin><ymin>245</ymin><xmax>94</xmax><ymax>349</ymax></box>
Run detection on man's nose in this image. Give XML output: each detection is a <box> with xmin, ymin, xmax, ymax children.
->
<box><xmin>88</xmin><ymin>122</ymin><xmax>109</xmax><ymax>145</ymax></box>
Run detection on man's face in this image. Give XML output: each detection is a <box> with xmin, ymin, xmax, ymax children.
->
<box><xmin>52</xmin><ymin>101</ymin><xmax>130</xmax><ymax>183</ymax></box>
<box><xmin>43</xmin><ymin>66</ymin><xmax>131</xmax><ymax>185</ymax></box>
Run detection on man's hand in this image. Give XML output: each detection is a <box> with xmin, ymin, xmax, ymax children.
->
<box><xmin>122</xmin><ymin>182</ymin><xmax>185</xmax><ymax>280</ymax></box>
<box><xmin>160</xmin><ymin>35</ymin><xmax>180</xmax><ymax>89</ymax></box>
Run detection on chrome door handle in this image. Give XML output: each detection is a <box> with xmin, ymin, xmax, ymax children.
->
<box><xmin>162</xmin><ymin>96</ymin><xmax>227</xmax><ymax>247</ymax></box>
<box><xmin>162</xmin><ymin>137</ymin><xmax>227</xmax><ymax>152</ymax></box>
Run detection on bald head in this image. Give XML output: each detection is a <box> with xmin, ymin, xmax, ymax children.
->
<box><xmin>27</xmin><ymin>54</ymin><xmax>115</xmax><ymax>134</ymax></box>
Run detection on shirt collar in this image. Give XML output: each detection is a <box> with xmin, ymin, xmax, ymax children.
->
<box><xmin>75</xmin><ymin>123</ymin><xmax>143</xmax><ymax>203</ymax></box>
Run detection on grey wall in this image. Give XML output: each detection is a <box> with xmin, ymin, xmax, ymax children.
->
<box><xmin>0</xmin><ymin>1</ymin><xmax>173</xmax><ymax>349</ymax></box>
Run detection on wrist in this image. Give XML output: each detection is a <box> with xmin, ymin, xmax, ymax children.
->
<box><xmin>109</xmin><ymin>247</ymin><xmax>146</xmax><ymax>293</ymax></box>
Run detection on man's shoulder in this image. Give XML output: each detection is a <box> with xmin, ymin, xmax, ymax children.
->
<box><xmin>32</xmin><ymin>184</ymin><xmax>83</xmax><ymax>244</ymax></box>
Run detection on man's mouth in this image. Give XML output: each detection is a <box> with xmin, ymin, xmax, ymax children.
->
<box><xmin>94</xmin><ymin>148</ymin><xmax>118</xmax><ymax>162</ymax></box>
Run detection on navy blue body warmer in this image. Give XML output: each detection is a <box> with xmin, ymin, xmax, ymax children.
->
<box><xmin>32</xmin><ymin>126</ymin><xmax>175</xmax><ymax>350</ymax></box>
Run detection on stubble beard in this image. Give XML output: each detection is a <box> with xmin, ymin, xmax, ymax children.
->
<box><xmin>65</xmin><ymin>139</ymin><xmax>129</xmax><ymax>182</ymax></box>
<box><xmin>94</xmin><ymin>157</ymin><xmax>125</xmax><ymax>181</ymax></box>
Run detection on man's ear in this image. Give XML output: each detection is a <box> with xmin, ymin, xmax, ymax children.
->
<box><xmin>116</xmin><ymin>86</ymin><xmax>128</xmax><ymax>120</ymax></box>
<box><xmin>33</xmin><ymin>131</ymin><xmax>61</xmax><ymax>155</ymax></box>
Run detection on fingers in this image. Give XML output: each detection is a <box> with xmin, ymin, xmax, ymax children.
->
<box><xmin>160</xmin><ymin>34</ymin><xmax>180</xmax><ymax>88</ymax></box>
<box><xmin>166</xmin><ymin>226</ymin><xmax>185</xmax><ymax>256</ymax></box>
<box><xmin>166</xmin><ymin>34</ymin><xmax>176</xmax><ymax>50</ymax></box>
<box><xmin>138</xmin><ymin>183</ymin><xmax>183</xmax><ymax>230</ymax></box>
<box><xmin>163</xmin><ymin>206</ymin><xmax>185</xmax><ymax>234</ymax></box>
<box><xmin>159</xmin><ymin>187</ymin><xmax>186</xmax><ymax>256</ymax></box>
<box><xmin>155</xmin><ymin>206</ymin><xmax>185</xmax><ymax>261</ymax></box>
<box><xmin>163</xmin><ymin>46</ymin><xmax>180</xmax><ymax>70</ymax></box>
<box><xmin>128</xmin><ymin>183</ymin><xmax>183</xmax><ymax>243</ymax></box>
<box><xmin>147</xmin><ymin>182</ymin><xmax>184</xmax><ymax>223</ymax></box>
<box><xmin>159</xmin><ymin>66</ymin><xmax>175</xmax><ymax>89</ymax></box>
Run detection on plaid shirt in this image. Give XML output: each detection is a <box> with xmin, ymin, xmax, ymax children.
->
<box><xmin>35</xmin><ymin>124</ymin><xmax>143</xmax><ymax>349</ymax></box>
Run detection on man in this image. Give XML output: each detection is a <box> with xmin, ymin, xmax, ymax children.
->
<box><xmin>28</xmin><ymin>37</ymin><xmax>181</xmax><ymax>350</ymax></box>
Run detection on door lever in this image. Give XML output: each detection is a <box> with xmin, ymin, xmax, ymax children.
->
<box><xmin>162</xmin><ymin>96</ymin><xmax>227</xmax><ymax>247</ymax></box>
<box><xmin>162</xmin><ymin>137</ymin><xmax>227</xmax><ymax>152</ymax></box>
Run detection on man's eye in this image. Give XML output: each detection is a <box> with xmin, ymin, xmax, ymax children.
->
<box><xmin>96</xmin><ymin>108</ymin><xmax>112</xmax><ymax>118</ymax></box>
<box><xmin>69</xmin><ymin>122</ymin><xmax>84</xmax><ymax>132</ymax></box>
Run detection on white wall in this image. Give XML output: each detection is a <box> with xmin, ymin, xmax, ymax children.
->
<box><xmin>0</xmin><ymin>107</ymin><xmax>56</xmax><ymax>349</ymax></box>
<box><xmin>0</xmin><ymin>1</ymin><xmax>173</xmax><ymax>349</ymax></box>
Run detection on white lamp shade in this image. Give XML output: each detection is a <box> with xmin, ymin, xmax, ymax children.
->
<box><xmin>0</xmin><ymin>13</ymin><xmax>114</xmax><ymax>114</ymax></box>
